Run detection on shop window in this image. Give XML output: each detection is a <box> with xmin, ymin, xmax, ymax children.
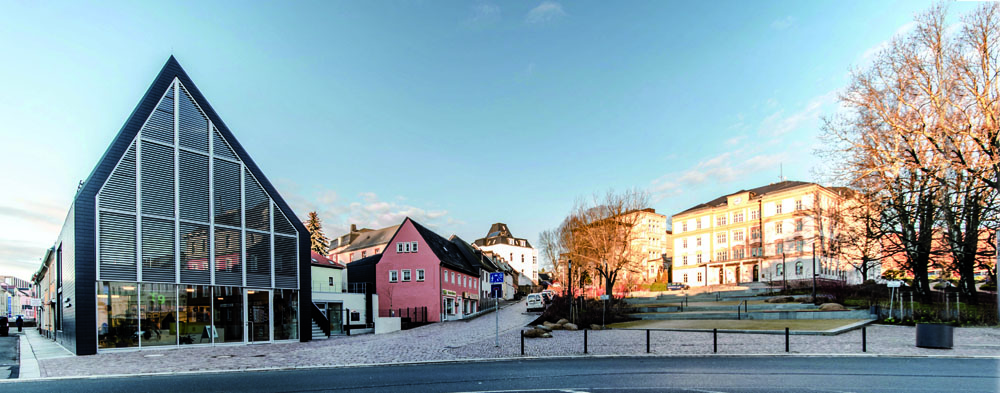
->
<box><xmin>98</xmin><ymin>281</ymin><xmax>139</xmax><ymax>349</ymax></box>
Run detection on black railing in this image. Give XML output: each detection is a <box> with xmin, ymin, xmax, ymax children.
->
<box><xmin>379</xmin><ymin>306</ymin><xmax>429</xmax><ymax>329</ymax></box>
<box><xmin>310</xmin><ymin>302</ymin><xmax>330</xmax><ymax>338</ymax></box>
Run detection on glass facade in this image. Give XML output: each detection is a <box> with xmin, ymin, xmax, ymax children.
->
<box><xmin>98</xmin><ymin>282</ymin><xmax>139</xmax><ymax>349</ymax></box>
<box><xmin>96</xmin><ymin>281</ymin><xmax>297</xmax><ymax>349</ymax></box>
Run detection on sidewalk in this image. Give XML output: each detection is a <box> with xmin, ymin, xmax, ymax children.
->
<box><xmin>10</xmin><ymin>304</ymin><xmax>1000</xmax><ymax>379</ymax></box>
<box><xmin>18</xmin><ymin>330</ymin><xmax>73</xmax><ymax>379</ymax></box>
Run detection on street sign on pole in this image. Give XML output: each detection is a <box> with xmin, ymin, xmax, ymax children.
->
<box><xmin>599</xmin><ymin>295</ymin><xmax>609</xmax><ymax>300</ymax></box>
<box><xmin>490</xmin><ymin>284</ymin><xmax>503</xmax><ymax>299</ymax></box>
<box><xmin>489</xmin><ymin>272</ymin><xmax>504</xmax><ymax>284</ymax></box>
<box><xmin>887</xmin><ymin>281</ymin><xmax>902</xmax><ymax>288</ymax></box>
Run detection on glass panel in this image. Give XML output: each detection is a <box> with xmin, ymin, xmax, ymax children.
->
<box><xmin>248</xmin><ymin>289</ymin><xmax>270</xmax><ymax>342</ymax></box>
<box><xmin>214</xmin><ymin>227</ymin><xmax>242</xmax><ymax>286</ymax></box>
<box><xmin>141</xmin><ymin>217</ymin><xmax>176</xmax><ymax>282</ymax></box>
<box><xmin>328</xmin><ymin>302</ymin><xmax>342</xmax><ymax>335</ymax></box>
<box><xmin>180</xmin><ymin>222</ymin><xmax>210</xmax><ymax>284</ymax></box>
<box><xmin>244</xmin><ymin>169</ymin><xmax>269</xmax><ymax>232</ymax></box>
<box><xmin>140</xmin><ymin>283</ymin><xmax>177</xmax><ymax>347</ymax></box>
<box><xmin>213</xmin><ymin>286</ymin><xmax>243</xmax><ymax>343</ymax></box>
<box><xmin>179</xmin><ymin>150</ymin><xmax>210</xmax><ymax>222</ymax></box>
<box><xmin>213</xmin><ymin>159</ymin><xmax>241</xmax><ymax>227</ymax></box>
<box><xmin>245</xmin><ymin>232</ymin><xmax>271</xmax><ymax>287</ymax></box>
<box><xmin>274</xmin><ymin>289</ymin><xmax>299</xmax><ymax>340</ymax></box>
<box><xmin>141</xmin><ymin>141</ymin><xmax>175</xmax><ymax>217</ymax></box>
<box><xmin>178</xmin><ymin>285</ymin><xmax>212</xmax><ymax>345</ymax></box>
<box><xmin>98</xmin><ymin>281</ymin><xmax>139</xmax><ymax>349</ymax></box>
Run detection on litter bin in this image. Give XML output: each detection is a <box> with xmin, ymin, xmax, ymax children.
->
<box><xmin>915</xmin><ymin>323</ymin><xmax>953</xmax><ymax>349</ymax></box>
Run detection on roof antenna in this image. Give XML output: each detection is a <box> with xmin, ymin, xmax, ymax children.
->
<box><xmin>780</xmin><ymin>163</ymin><xmax>785</xmax><ymax>182</ymax></box>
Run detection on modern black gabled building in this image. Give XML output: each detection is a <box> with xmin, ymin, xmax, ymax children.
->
<box><xmin>34</xmin><ymin>57</ymin><xmax>312</xmax><ymax>355</ymax></box>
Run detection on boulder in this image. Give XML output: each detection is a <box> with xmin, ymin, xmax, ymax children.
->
<box><xmin>522</xmin><ymin>329</ymin><xmax>541</xmax><ymax>338</ymax></box>
<box><xmin>563</xmin><ymin>323</ymin><xmax>579</xmax><ymax>331</ymax></box>
<box><xmin>535</xmin><ymin>324</ymin><xmax>552</xmax><ymax>332</ymax></box>
<box><xmin>556</xmin><ymin>318</ymin><xmax>570</xmax><ymax>325</ymax></box>
<box><xmin>590</xmin><ymin>324</ymin><xmax>604</xmax><ymax>330</ymax></box>
<box><xmin>766</xmin><ymin>296</ymin><xmax>795</xmax><ymax>303</ymax></box>
<box><xmin>540</xmin><ymin>332</ymin><xmax>553</xmax><ymax>338</ymax></box>
<box><xmin>818</xmin><ymin>303</ymin><xmax>846</xmax><ymax>311</ymax></box>
<box><xmin>543</xmin><ymin>321</ymin><xmax>558</xmax><ymax>328</ymax></box>
<box><xmin>550</xmin><ymin>323</ymin><xmax>564</xmax><ymax>330</ymax></box>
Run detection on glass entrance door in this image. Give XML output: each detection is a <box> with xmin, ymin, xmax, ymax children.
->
<box><xmin>328</xmin><ymin>303</ymin><xmax>343</xmax><ymax>335</ymax></box>
<box><xmin>246</xmin><ymin>289</ymin><xmax>270</xmax><ymax>343</ymax></box>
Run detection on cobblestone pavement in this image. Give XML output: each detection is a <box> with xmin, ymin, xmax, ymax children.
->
<box><xmin>36</xmin><ymin>303</ymin><xmax>1000</xmax><ymax>378</ymax></box>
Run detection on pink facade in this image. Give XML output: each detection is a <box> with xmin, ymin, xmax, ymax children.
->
<box><xmin>376</xmin><ymin>219</ymin><xmax>480</xmax><ymax>322</ymax></box>
<box><xmin>334</xmin><ymin>244</ymin><xmax>384</xmax><ymax>265</ymax></box>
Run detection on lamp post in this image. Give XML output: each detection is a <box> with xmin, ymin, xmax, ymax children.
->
<box><xmin>568</xmin><ymin>259</ymin><xmax>573</xmax><ymax>324</ymax></box>
<box><xmin>812</xmin><ymin>244</ymin><xmax>817</xmax><ymax>304</ymax></box>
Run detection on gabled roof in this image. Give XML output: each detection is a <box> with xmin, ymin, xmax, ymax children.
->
<box><xmin>73</xmin><ymin>56</ymin><xmax>308</xmax><ymax>239</ymax></box>
<box><xmin>341</xmin><ymin>225</ymin><xmax>400</xmax><ymax>253</ymax></box>
<box><xmin>676</xmin><ymin>180</ymin><xmax>813</xmax><ymax>216</ymax></box>
<box><xmin>405</xmin><ymin>218</ymin><xmax>479</xmax><ymax>276</ymax></box>
<box><xmin>449</xmin><ymin>235</ymin><xmax>499</xmax><ymax>273</ymax></box>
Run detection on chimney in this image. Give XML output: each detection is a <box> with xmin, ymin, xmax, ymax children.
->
<box><xmin>350</xmin><ymin>224</ymin><xmax>357</xmax><ymax>232</ymax></box>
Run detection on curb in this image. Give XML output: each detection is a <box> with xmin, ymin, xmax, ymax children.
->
<box><xmin>1</xmin><ymin>352</ymin><xmax>998</xmax><ymax>383</ymax></box>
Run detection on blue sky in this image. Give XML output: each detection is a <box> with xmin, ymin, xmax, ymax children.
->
<box><xmin>0</xmin><ymin>0</ymin><xmax>973</xmax><ymax>279</ymax></box>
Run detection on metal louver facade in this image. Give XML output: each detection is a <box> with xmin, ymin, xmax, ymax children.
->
<box><xmin>95</xmin><ymin>78</ymin><xmax>300</xmax><ymax>290</ymax></box>
<box><xmin>43</xmin><ymin>57</ymin><xmax>311</xmax><ymax>356</ymax></box>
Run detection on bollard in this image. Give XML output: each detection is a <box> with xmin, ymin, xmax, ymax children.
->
<box><xmin>646</xmin><ymin>329</ymin><xmax>651</xmax><ymax>353</ymax></box>
<box><xmin>785</xmin><ymin>328</ymin><xmax>790</xmax><ymax>352</ymax></box>
<box><xmin>584</xmin><ymin>329</ymin><xmax>588</xmax><ymax>354</ymax></box>
<box><xmin>862</xmin><ymin>326</ymin><xmax>867</xmax><ymax>353</ymax></box>
<box><xmin>521</xmin><ymin>330</ymin><xmax>525</xmax><ymax>355</ymax></box>
<box><xmin>713</xmin><ymin>328</ymin><xmax>717</xmax><ymax>353</ymax></box>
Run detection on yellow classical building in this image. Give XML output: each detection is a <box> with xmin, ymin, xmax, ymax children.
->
<box><xmin>671</xmin><ymin>181</ymin><xmax>858</xmax><ymax>288</ymax></box>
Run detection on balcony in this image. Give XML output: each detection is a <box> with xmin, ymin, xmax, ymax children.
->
<box><xmin>312</xmin><ymin>281</ymin><xmax>367</xmax><ymax>294</ymax></box>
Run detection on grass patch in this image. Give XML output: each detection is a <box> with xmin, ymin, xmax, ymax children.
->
<box><xmin>608</xmin><ymin>319</ymin><xmax>866</xmax><ymax>332</ymax></box>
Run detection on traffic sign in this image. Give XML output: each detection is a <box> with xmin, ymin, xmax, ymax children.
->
<box><xmin>490</xmin><ymin>284</ymin><xmax>503</xmax><ymax>299</ymax></box>
<box><xmin>489</xmin><ymin>272</ymin><xmax>504</xmax><ymax>284</ymax></box>
<box><xmin>887</xmin><ymin>281</ymin><xmax>902</xmax><ymax>288</ymax></box>
<box><xmin>599</xmin><ymin>295</ymin><xmax>609</xmax><ymax>300</ymax></box>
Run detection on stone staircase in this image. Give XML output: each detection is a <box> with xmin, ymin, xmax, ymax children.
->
<box><xmin>311</xmin><ymin>320</ymin><xmax>328</xmax><ymax>340</ymax></box>
<box><xmin>625</xmin><ymin>284</ymin><xmax>873</xmax><ymax>321</ymax></box>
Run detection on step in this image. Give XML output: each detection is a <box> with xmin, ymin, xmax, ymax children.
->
<box><xmin>628</xmin><ymin>309</ymin><xmax>874</xmax><ymax>321</ymax></box>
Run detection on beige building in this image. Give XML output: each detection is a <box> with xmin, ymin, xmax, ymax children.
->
<box><xmin>629</xmin><ymin>209</ymin><xmax>670</xmax><ymax>284</ymax></box>
<box><xmin>671</xmin><ymin>181</ymin><xmax>858</xmax><ymax>288</ymax></box>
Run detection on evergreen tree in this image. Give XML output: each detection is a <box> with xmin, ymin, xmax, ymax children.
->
<box><xmin>304</xmin><ymin>212</ymin><xmax>330</xmax><ymax>254</ymax></box>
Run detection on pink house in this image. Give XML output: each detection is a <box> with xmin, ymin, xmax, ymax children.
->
<box><xmin>376</xmin><ymin>218</ymin><xmax>483</xmax><ymax>322</ymax></box>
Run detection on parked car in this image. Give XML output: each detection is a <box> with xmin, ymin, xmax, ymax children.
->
<box><xmin>526</xmin><ymin>294</ymin><xmax>544</xmax><ymax>312</ymax></box>
<box><xmin>0</xmin><ymin>316</ymin><xmax>8</xmax><ymax>336</ymax></box>
<box><xmin>666</xmin><ymin>282</ymin><xmax>689</xmax><ymax>291</ymax></box>
<box><xmin>540</xmin><ymin>290</ymin><xmax>554</xmax><ymax>304</ymax></box>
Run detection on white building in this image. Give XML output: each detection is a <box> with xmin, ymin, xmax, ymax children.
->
<box><xmin>473</xmin><ymin>223</ymin><xmax>538</xmax><ymax>285</ymax></box>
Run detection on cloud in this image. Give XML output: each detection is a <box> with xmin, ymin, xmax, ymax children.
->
<box><xmin>463</xmin><ymin>3</ymin><xmax>501</xmax><ymax>28</ymax></box>
<box><xmin>649</xmin><ymin>150</ymin><xmax>789</xmax><ymax>202</ymax></box>
<box><xmin>758</xmin><ymin>90</ymin><xmax>839</xmax><ymax>137</ymax></box>
<box><xmin>0</xmin><ymin>239</ymin><xmax>49</xmax><ymax>281</ymax></box>
<box><xmin>525</xmin><ymin>1</ymin><xmax>565</xmax><ymax>24</ymax></box>
<box><xmin>275</xmin><ymin>179</ymin><xmax>451</xmax><ymax>239</ymax></box>
<box><xmin>771</xmin><ymin>16</ymin><xmax>796</xmax><ymax>30</ymax></box>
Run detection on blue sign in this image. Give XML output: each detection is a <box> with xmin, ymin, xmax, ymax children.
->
<box><xmin>490</xmin><ymin>284</ymin><xmax>503</xmax><ymax>299</ymax></box>
<box><xmin>489</xmin><ymin>272</ymin><xmax>504</xmax><ymax>284</ymax></box>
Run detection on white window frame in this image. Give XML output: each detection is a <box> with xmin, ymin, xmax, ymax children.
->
<box><xmin>389</xmin><ymin>270</ymin><xmax>398</xmax><ymax>283</ymax></box>
<box><xmin>443</xmin><ymin>270</ymin><xmax>449</xmax><ymax>283</ymax></box>
<box><xmin>404</xmin><ymin>242</ymin><xmax>411</xmax><ymax>253</ymax></box>
<box><xmin>410</xmin><ymin>241</ymin><xmax>418</xmax><ymax>252</ymax></box>
<box><xmin>396</xmin><ymin>242</ymin><xmax>404</xmax><ymax>253</ymax></box>
<box><xmin>402</xmin><ymin>269</ymin><xmax>411</xmax><ymax>282</ymax></box>
<box><xmin>417</xmin><ymin>269</ymin><xmax>425</xmax><ymax>281</ymax></box>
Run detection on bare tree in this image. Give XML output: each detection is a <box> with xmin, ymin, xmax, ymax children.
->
<box><xmin>833</xmin><ymin>189</ymin><xmax>886</xmax><ymax>282</ymax></box>
<box><xmin>819</xmin><ymin>4</ymin><xmax>1000</xmax><ymax>302</ymax></box>
<box><xmin>562</xmin><ymin>189</ymin><xmax>650</xmax><ymax>298</ymax></box>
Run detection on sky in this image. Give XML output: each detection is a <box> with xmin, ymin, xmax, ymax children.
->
<box><xmin>0</xmin><ymin>0</ymin><xmax>979</xmax><ymax>280</ymax></box>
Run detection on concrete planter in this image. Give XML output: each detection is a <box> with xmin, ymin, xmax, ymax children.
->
<box><xmin>915</xmin><ymin>323</ymin><xmax>953</xmax><ymax>349</ymax></box>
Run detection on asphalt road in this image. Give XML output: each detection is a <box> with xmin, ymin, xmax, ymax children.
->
<box><xmin>0</xmin><ymin>334</ymin><xmax>17</xmax><ymax>379</ymax></box>
<box><xmin>4</xmin><ymin>356</ymin><xmax>998</xmax><ymax>392</ymax></box>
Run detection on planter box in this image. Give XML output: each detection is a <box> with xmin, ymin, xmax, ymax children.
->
<box><xmin>915</xmin><ymin>323</ymin><xmax>953</xmax><ymax>349</ymax></box>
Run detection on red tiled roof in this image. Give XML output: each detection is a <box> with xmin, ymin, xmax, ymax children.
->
<box><xmin>311</xmin><ymin>250</ymin><xmax>344</xmax><ymax>269</ymax></box>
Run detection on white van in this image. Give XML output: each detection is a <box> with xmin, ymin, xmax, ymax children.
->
<box><xmin>525</xmin><ymin>293</ymin><xmax>544</xmax><ymax>312</ymax></box>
